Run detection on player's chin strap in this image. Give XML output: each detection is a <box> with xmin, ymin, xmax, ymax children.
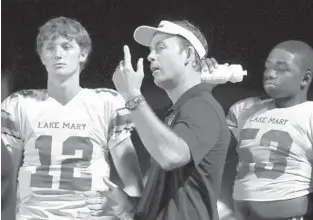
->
<box><xmin>200</xmin><ymin>59</ymin><xmax>248</xmax><ymax>84</ymax></box>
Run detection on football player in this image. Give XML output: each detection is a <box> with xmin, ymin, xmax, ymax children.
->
<box><xmin>1</xmin><ymin>16</ymin><xmax>143</xmax><ymax>220</ymax></box>
<box><xmin>226</xmin><ymin>40</ymin><xmax>313</xmax><ymax>219</ymax></box>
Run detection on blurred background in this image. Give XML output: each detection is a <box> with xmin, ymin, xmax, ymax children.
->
<box><xmin>2</xmin><ymin>0</ymin><xmax>313</xmax><ymax>218</ymax></box>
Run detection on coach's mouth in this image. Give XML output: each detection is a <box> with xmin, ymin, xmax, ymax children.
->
<box><xmin>151</xmin><ymin>66</ymin><xmax>161</xmax><ymax>75</ymax></box>
<box><xmin>151</xmin><ymin>66</ymin><xmax>160</xmax><ymax>72</ymax></box>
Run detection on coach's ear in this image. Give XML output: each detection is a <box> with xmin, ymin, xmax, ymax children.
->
<box><xmin>184</xmin><ymin>46</ymin><xmax>196</xmax><ymax>66</ymax></box>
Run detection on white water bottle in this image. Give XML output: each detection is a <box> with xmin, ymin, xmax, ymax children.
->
<box><xmin>201</xmin><ymin>64</ymin><xmax>247</xmax><ymax>84</ymax></box>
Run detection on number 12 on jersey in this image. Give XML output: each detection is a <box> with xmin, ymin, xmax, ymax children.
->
<box><xmin>30</xmin><ymin>135</ymin><xmax>93</xmax><ymax>191</ymax></box>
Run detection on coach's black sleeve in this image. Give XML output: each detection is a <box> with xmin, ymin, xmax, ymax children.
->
<box><xmin>173</xmin><ymin>98</ymin><xmax>221</xmax><ymax>165</ymax></box>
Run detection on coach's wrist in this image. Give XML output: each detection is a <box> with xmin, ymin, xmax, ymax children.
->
<box><xmin>125</xmin><ymin>95</ymin><xmax>145</xmax><ymax>111</ymax></box>
<box><xmin>121</xmin><ymin>91</ymin><xmax>142</xmax><ymax>101</ymax></box>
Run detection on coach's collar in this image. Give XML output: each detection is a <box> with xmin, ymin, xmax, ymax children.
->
<box><xmin>169</xmin><ymin>83</ymin><xmax>213</xmax><ymax>112</ymax></box>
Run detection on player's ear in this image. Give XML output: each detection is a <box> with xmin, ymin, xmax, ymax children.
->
<box><xmin>37</xmin><ymin>46</ymin><xmax>47</xmax><ymax>66</ymax></box>
<box><xmin>79</xmin><ymin>50</ymin><xmax>88</xmax><ymax>63</ymax></box>
<box><xmin>39</xmin><ymin>54</ymin><xmax>47</xmax><ymax>66</ymax></box>
<box><xmin>301</xmin><ymin>69</ymin><xmax>312</xmax><ymax>88</ymax></box>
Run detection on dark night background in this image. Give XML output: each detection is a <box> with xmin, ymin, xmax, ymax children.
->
<box><xmin>2</xmin><ymin>0</ymin><xmax>313</xmax><ymax>213</ymax></box>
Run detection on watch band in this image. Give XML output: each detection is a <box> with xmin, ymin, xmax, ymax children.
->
<box><xmin>125</xmin><ymin>95</ymin><xmax>145</xmax><ymax>111</ymax></box>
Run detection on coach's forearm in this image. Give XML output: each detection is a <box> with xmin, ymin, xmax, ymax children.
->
<box><xmin>130</xmin><ymin>101</ymin><xmax>191</xmax><ymax>170</ymax></box>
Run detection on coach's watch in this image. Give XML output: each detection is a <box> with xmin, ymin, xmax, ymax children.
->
<box><xmin>125</xmin><ymin>95</ymin><xmax>145</xmax><ymax>111</ymax></box>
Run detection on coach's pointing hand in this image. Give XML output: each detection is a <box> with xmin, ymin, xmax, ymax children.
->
<box><xmin>113</xmin><ymin>45</ymin><xmax>144</xmax><ymax>100</ymax></box>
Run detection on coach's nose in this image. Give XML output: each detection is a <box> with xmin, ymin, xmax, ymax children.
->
<box><xmin>147</xmin><ymin>50</ymin><xmax>156</xmax><ymax>62</ymax></box>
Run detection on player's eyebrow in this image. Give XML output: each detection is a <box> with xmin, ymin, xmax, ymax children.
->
<box><xmin>276</xmin><ymin>61</ymin><xmax>289</xmax><ymax>66</ymax></box>
<box><xmin>265</xmin><ymin>60</ymin><xmax>290</xmax><ymax>67</ymax></box>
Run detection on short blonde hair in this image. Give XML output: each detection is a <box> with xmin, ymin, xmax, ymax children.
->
<box><xmin>36</xmin><ymin>16</ymin><xmax>92</xmax><ymax>70</ymax></box>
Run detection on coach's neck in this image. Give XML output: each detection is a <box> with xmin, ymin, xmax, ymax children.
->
<box><xmin>166</xmin><ymin>70</ymin><xmax>201</xmax><ymax>104</ymax></box>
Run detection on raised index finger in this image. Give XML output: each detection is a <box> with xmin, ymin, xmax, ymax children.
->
<box><xmin>123</xmin><ymin>45</ymin><xmax>132</xmax><ymax>69</ymax></box>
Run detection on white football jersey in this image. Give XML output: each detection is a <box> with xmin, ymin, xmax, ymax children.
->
<box><xmin>1</xmin><ymin>88</ymin><xmax>133</xmax><ymax>219</ymax></box>
<box><xmin>217</xmin><ymin>200</ymin><xmax>235</xmax><ymax>220</ymax></box>
<box><xmin>227</xmin><ymin>97</ymin><xmax>313</xmax><ymax>201</ymax></box>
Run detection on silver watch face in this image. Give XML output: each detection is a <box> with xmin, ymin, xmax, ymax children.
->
<box><xmin>126</xmin><ymin>97</ymin><xmax>139</xmax><ymax>110</ymax></box>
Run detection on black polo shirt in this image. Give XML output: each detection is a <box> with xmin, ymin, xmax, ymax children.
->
<box><xmin>135</xmin><ymin>83</ymin><xmax>231</xmax><ymax>220</ymax></box>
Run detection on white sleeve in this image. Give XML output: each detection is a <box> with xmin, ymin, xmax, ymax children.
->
<box><xmin>309</xmin><ymin>111</ymin><xmax>313</xmax><ymax>145</ymax></box>
<box><xmin>226</xmin><ymin>103</ymin><xmax>241</xmax><ymax>141</ymax></box>
<box><xmin>1</xmin><ymin>92</ymin><xmax>23</xmax><ymax>151</ymax></box>
<box><xmin>107</xmin><ymin>93</ymin><xmax>134</xmax><ymax>149</ymax></box>
<box><xmin>226</xmin><ymin>97</ymin><xmax>264</xmax><ymax>141</ymax></box>
<box><xmin>95</xmin><ymin>88</ymin><xmax>134</xmax><ymax>150</ymax></box>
